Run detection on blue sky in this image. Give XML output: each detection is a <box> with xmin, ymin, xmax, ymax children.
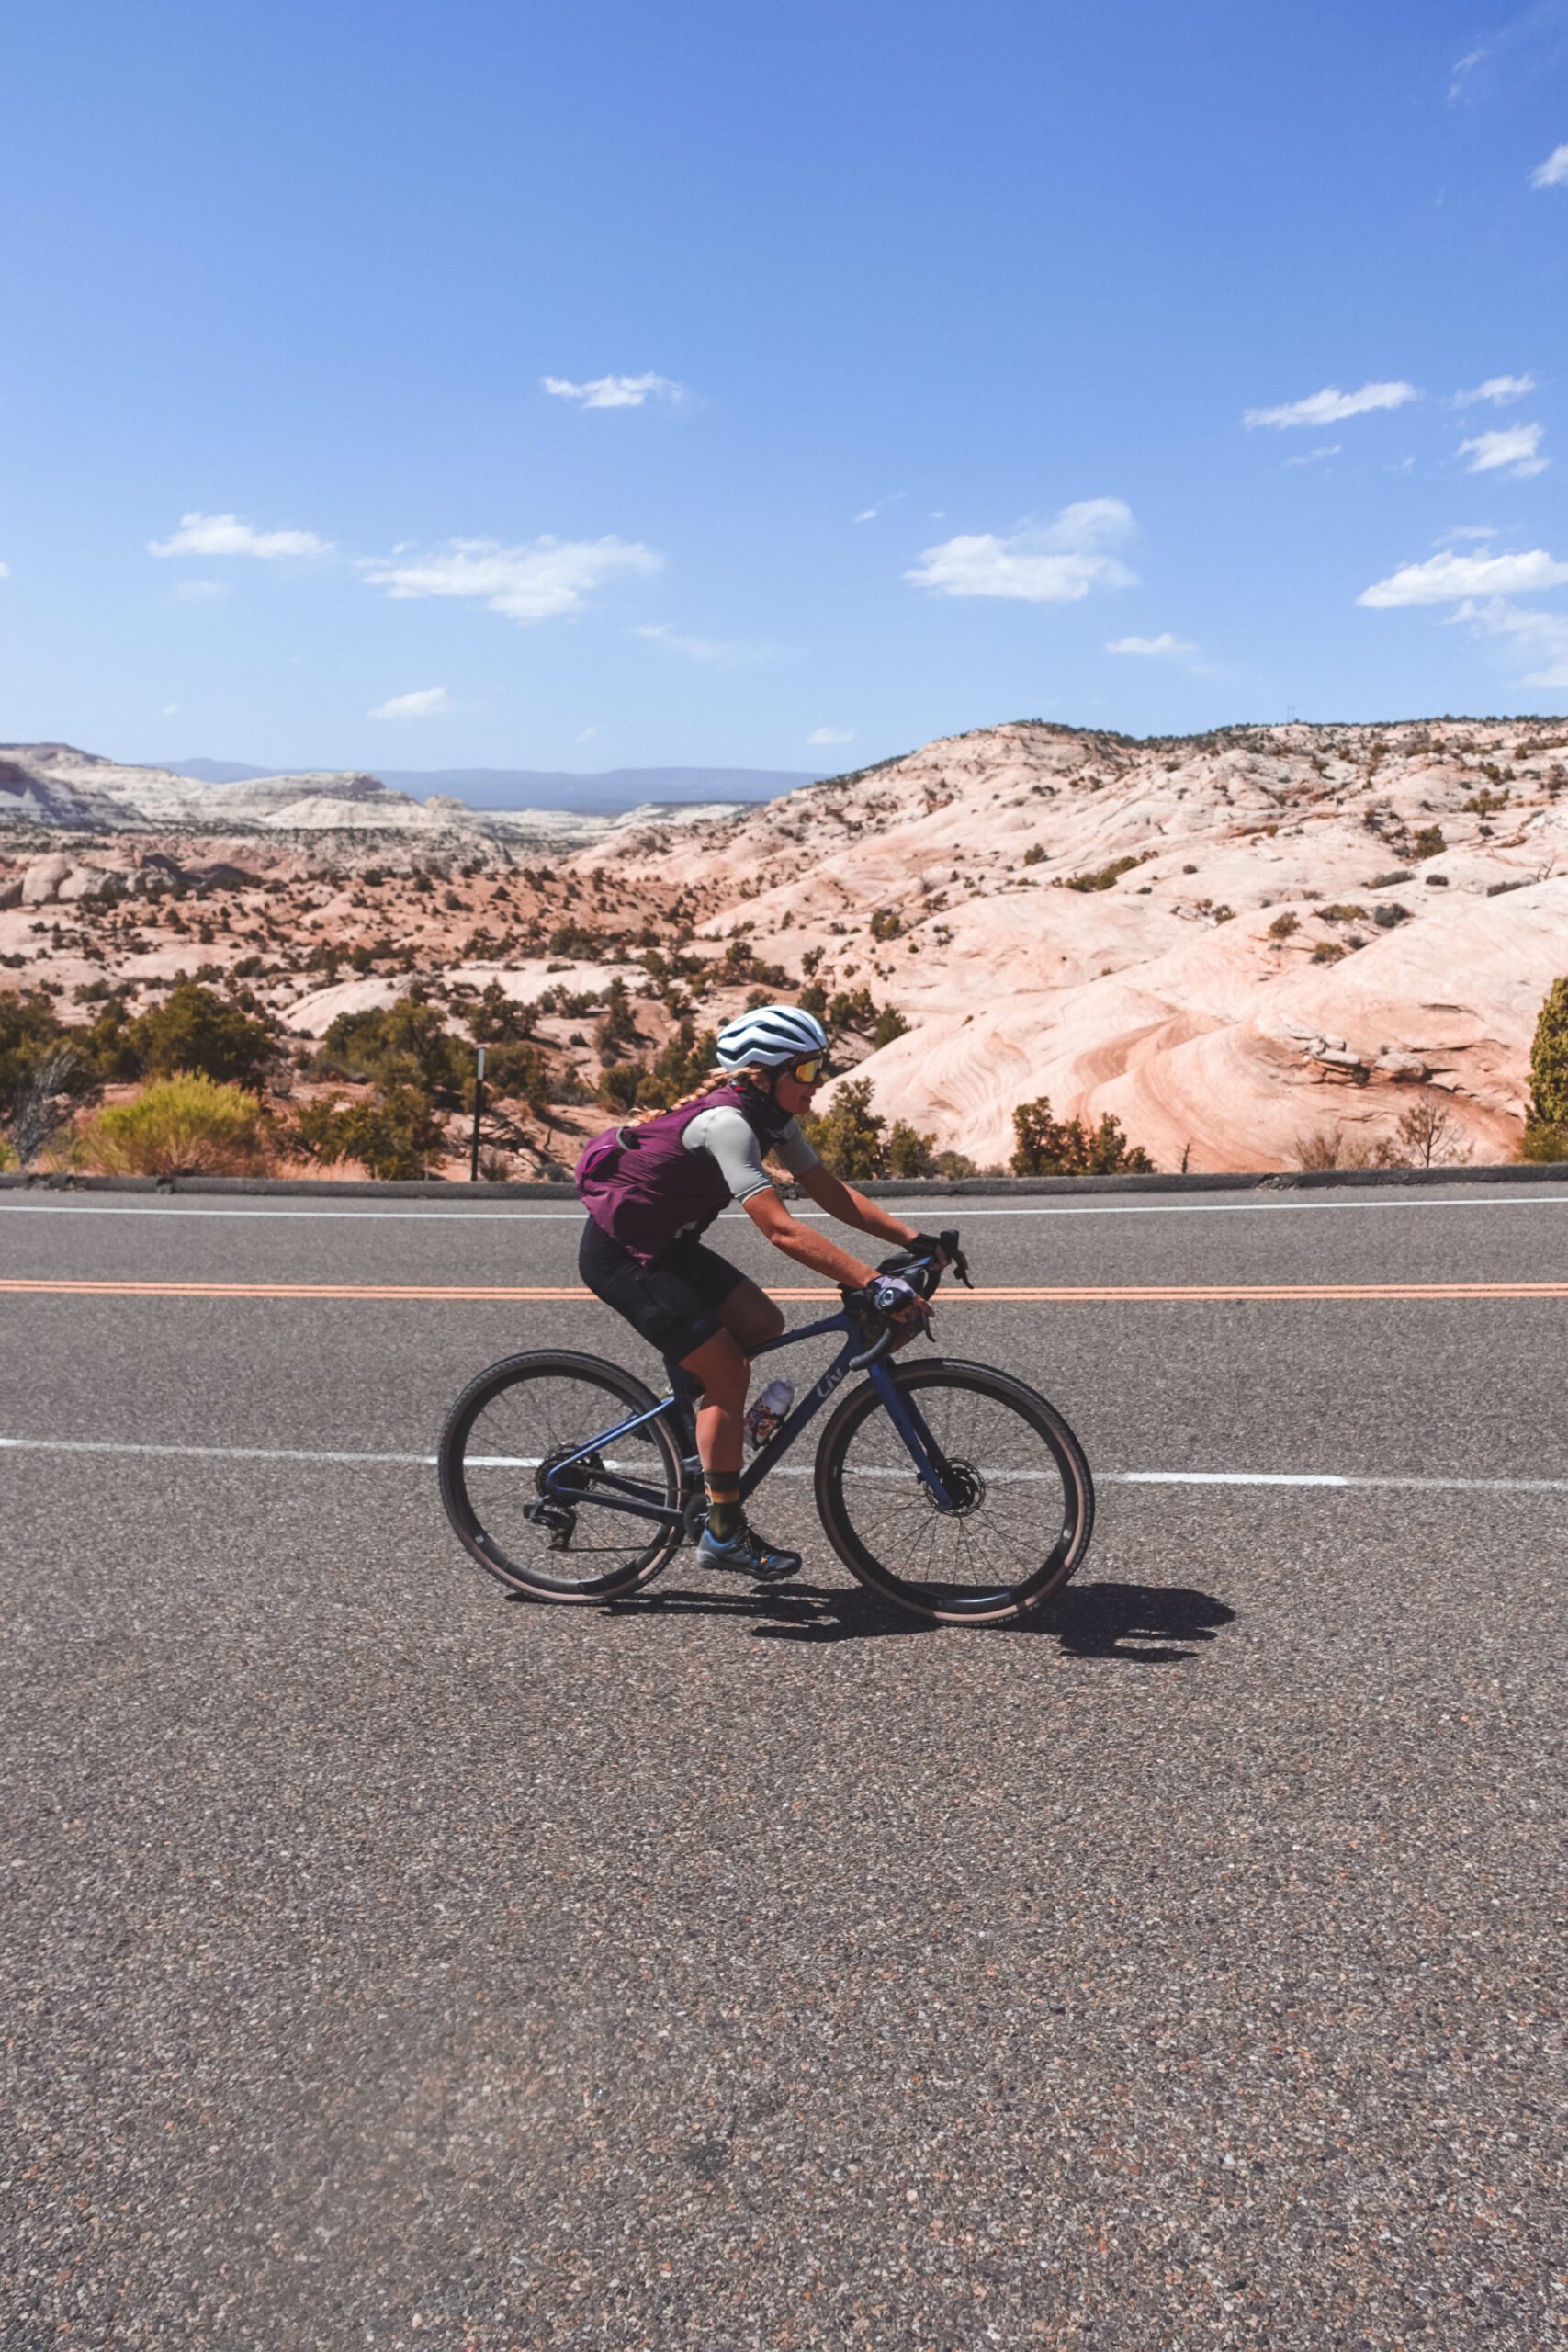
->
<box><xmin>3</xmin><ymin>0</ymin><xmax>1566</xmax><ymax>773</ymax></box>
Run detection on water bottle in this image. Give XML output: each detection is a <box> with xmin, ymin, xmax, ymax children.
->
<box><xmin>745</xmin><ymin>1377</ymin><xmax>795</xmax><ymax>1451</ymax></box>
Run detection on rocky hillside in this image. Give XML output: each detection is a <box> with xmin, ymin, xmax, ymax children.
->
<box><xmin>571</xmin><ymin>718</ymin><xmax>1568</xmax><ymax>1170</ymax></box>
<box><xmin>0</xmin><ymin>742</ymin><xmax>740</xmax><ymax>852</ymax></box>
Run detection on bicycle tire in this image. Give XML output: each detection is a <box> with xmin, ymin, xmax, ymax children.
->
<box><xmin>438</xmin><ymin>1349</ymin><xmax>685</xmax><ymax>1602</ymax></box>
<box><xmin>814</xmin><ymin>1356</ymin><xmax>1094</xmax><ymax>1624</ymax></box>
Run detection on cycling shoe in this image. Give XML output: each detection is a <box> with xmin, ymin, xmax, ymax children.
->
<box><xmin>695</xmin><ymin>1522</ymin><xmax>803</xmax><ymax>1582</ymax></box>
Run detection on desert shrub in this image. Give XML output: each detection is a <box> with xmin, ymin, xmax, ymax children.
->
<box><xmin>0</xmin><ymin>1131</ymin><xmax>13</xmax><ymax>1170</ymax></box>
<box><xmin>1319</xmin><ymin>904</ymin><xmax>1368</xmax><ymax>924</ymax></box>
<box><xmin>1521</xmin><ymin>975</ymin><xmax>1568</xmax><ymax>1159</ymax></box>
<box><xmin>593</xmin><ymin>978</ymin><xmax>639</xmax><ymax>1060</ymax></box>
<box><xmin>1268</xmin><ymin>911</ymin><xmax>1300</xmax><ymax>941</ymax></box>
<box><xmin>800</xmin><ymin>1078</ymin><xmax>887</xmax><ymax>1179</ymax></box>
<box><xmin>476</xmin><ymin>1040</ymin><xmax>549</xmax><ymax>1114</ymax></box>
<box><xmin>77</xmin><ymin>1074</ymin><xmax>276</xmax><ymax>1177</ymax></box>
<box><xmin>1022</xmin><ymin>844</ymin><xmax>1046</xmax><ymax>867</ymax></box>
<box><xmin>1312</xmin><ymin>941</ymin><xmax>1347</xmax><ymax>965</ymax></box>
<box><xmin>1411</xmin><ymin>825</ymin><xmax>1447</xmax><ymax>860</ymax></box>
<box><xmin>1010</xmin><ymin>1096</ymin><xmax>1156</xmax><ymax>1176</ymax></box>
<box><xmin>130</xmin><ymin>983</ymin><xmax>276</xmax><ymax>1091</ymax></box>
<box><xmin>1063</xmin><ymin>854</ymin><xmax>1145</xmax><ymax>893</ymax></box>
<box><xmin>288</xmin><ymin>1083</ymin><xmax>446</xmax><ymax>1180</ymax></box>
<box><xmin>871</xmin><ymin>1006</ymin><xmax>909</xmax><ymax>1047</ymax></box>
<box><xmin>869</xmin><ymin>908</ymin><xmax>903</xmax><ymax>942</ymax></box>
<box><xmin>886</xmin><ymin>1120</ymin><xmax>939</xmax><ymax>1178</ymax></box>
<box><xmin>319</xmin><ymin>1000</ymin><xmax>468</xmax><ymax>1102</ymax></box>
<box><xmin>635</xmin><ymin>1020</ymin><xmax>719</xmax><ymax>1110</ymax></box>
<box><xmin>1393</xmin><ymin>1089</ymin><xmax>1472</xmax><ymax>1168</ymax></box>
<box><xmin>597</xmin><ymin>1062</ymin><xmax>644</xmax><ymax>1114</ymax></box>
<box><xmin>1372</xmin><ymin>903</ymin><xmax>1409</xmax><ymax>929</ymax></box>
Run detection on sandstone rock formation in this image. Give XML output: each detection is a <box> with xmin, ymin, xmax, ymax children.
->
<box><xmin>573</xmin><ymin>718</ymin><xmax>1568</xmax><ymax>1170</ymax></box>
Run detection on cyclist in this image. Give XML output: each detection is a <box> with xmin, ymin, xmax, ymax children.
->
<box><xmin>575</xmin><ymin>1003</ymin><xmax>950</xmax><ymax>1582</ymax></box>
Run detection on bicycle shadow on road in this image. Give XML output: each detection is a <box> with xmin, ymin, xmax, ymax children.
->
<box><xmin>593</xmin><ymin>1577</ymin><xmax>1235</xmax><ymax>1661</ymax></box>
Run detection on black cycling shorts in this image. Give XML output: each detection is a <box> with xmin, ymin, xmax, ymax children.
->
<box><xmin>578</xmin><ymin>1216</ymin><xmax>746</xmax><ymax>1363</ymax></box>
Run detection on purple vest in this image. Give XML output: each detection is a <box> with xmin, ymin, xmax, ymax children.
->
<box><xmin>575</xmin><ymin>1083</ymin><xmax>794</xmax><ymax>1265</ymax></box>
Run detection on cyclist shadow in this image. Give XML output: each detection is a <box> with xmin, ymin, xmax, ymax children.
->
<box><xmin>600</xmin><ymin>1577</ymin><xmax>1235</xmax><ymax>1662</ymax></box>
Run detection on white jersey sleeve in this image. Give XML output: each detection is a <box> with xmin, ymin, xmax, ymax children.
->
<box><xmin>682</xmin><ymin>1105</ymin><xmax>820</xmax><ymax>1202</ymax></box>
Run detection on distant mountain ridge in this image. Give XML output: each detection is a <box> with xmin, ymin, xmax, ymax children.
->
<box><xmin>167</xmin><ymin>760</ymin><xmax>823</xmax><ymax>811</ymax></box>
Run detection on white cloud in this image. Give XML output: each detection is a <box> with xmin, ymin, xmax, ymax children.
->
<box><xmin>369</xmin><ymin>686</ymin><xmax>452</xmax><ymax>719</ymax></box>
<box><xmin>541</xmin><ymin>372</ymin><xmax>683</xmax><ymax>410</ymax></box>
<box><xmin>0</xmin><ymin>560</ymin><xmax>9</xmax><ymax>579</ymax></box>
<box><xmin>1436</xmin><ymin>525</ymin><xmax>1498</xmax><ymax>545</ymax></box>
<box><xmin>1282</xmin><ymin>443</ymin><xmax>1342</xmax><ymax>469</ymax></box>
<box><xmin>908</xmin><ymin>497</ymin><xmax>1137</xmax><ymax>604</ymax></box>
<box><xmin>1459</xmin><ymin>422</ymin><xmax>1549</xmax><ymax>477</ymax></box>
<box><xmin>150</xmin><ymin>510</ymin><xmax>331</xmax><ymax>559</ymax></box>
<box><xmin>1449</xmin><ymin>45</ymin><xmax>1488</xmax><ymax>101</ymax></box>
<box><xmin>1530</xmin><ymin>143</ymin><xmax>1568</xmax><ymax>188</ymax></box>
<box><xmin>163</xmin><ymin>702</ymin><xmax>179</xmax><ymax>716</ymax></box>
<box><xmin>633</xmin><ymin>622</ymin><xmax>784</xmax><ymax>665</ymax></box>
<box><xmin>171</xmin><ymin>578</ymin><xmax>232</xmax><ymax>604</ymax></box>
<box><xmin>1454</xmin><ymin>597</ymin><xmax>1568</xmax><ymax>689</ymax></box>
<box><xmin>1243</xmin><ymin>381</ymin><xmax>1419</xmax><ymax>430</ymax></box>
<box><xmin>574</xmin><ymin>726</ymin><xmax>598</xmax><ymax>742</ymax></box>
<box><xmin>1454</xmin><ymin>372</ymin><xmax>1537</xmax><ymax>407</ymax></box>
<box><xmin>362</xmin><ymin>536</ymin><xmax>661</xmax><ymax>627</ymax></box>
<box><xmin>1106</xmin><ymin>631</ymin><xmax>1196</xmax><ymax>658</ymax></box>
<box><xmin>1358</xmin><ymin>546</ymin><xmax>1568</xmax><ymax>606</ymax></box>
<box><xmin>807</xmin><ymin>727</ymin><xmax>854</xmax><ymax>744</ymax></box>
<box><xmin>853</xmin><ymin>491</ymin><xmax>904</xmax><ymax>524</ymax></box>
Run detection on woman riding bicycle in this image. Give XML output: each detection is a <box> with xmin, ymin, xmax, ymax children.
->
<box><xmin>575</xmin><ymin>1003</ymin><xmax>947</xmax><ymax>1583</ymax></box>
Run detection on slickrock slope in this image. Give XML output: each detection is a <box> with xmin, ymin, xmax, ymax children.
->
<box><xmin>574</xmin><ymin>719</ymin><xmax>1568</xmax><ymax>1170</ymax></box>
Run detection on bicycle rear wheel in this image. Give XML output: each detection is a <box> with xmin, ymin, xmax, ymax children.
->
<box><xmin>438</xmin><ymin>1350</ymin><xmax>684</xmax><ymax>1601</ymax></box>
<box><xmin>814</xmin><ymin>1357</ymin><xmax>1093</xmax><ymax>1623</ymax></box>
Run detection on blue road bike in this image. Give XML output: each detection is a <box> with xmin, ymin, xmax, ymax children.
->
<box><xmin>437</xmin><ymin>1235</ymin><xmax>1094</xmax><ymax>1626</ymax></box>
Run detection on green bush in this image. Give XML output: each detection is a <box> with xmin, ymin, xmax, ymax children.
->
<box><xmin>1064</xmin><ymin>854</ymin><xmax>1144</xmax><ymax>893</ymax></box>
<box><xmin>288</xmin><ymin>1084</ymin><xmax>447</xmax><ymax>1180</ymax></box>
<box><xmin>635</xmin><ymin>1019</ymin><xmax>719</xmax><ymax>1109</ymax></box>
<box><xmin>319</xmin><ymin>999</ymin><xmax>468</xmax><ymax>1102</ymax></box>
<box><xmin>77</xmin><ymin>1074</ymin><xmax>277</xmax><ymax>1177</ymax></box>
<box><xmin>869</xmin><ymin>908</ymin><xmax>903</xmax><ymax>942</ymax></box>
<box><xmin>1010</xmin><ymin>1095</ymin><xmax>1156</xmax><ymax>1176</ymax></box>
<box><xmin>1411</xmin><ymin>825</ymin><xmax>1447</xmax><ymax>861</ymax></box>
<box><xmin>130</xmin><ymin>983</ymin><xmax>276</xmax><ymax>1091</ymax></box>
<box><xmin>800</xmin><ymin>1078</ymin><xmax>887</xmax><ymax>1179</ymax></box>
<box><xmin>871</xmin><ymin>1007</ymin><xmax>909</xmax><ymax>1048</ymax></box>
<box><xmin>886</xmin><ymin>1119</ymin><xmax>938</xmax><ymax>1178</ymax></box>
<box><xmin>1521</xmin><ymin>974</ymin><xmax>1568</xmax><ymax>1160</ymax></box>
<box><xmin>597</xmin><ymin>1061</ymin><xmax>644</xmax><ymax>1114</ymax></box>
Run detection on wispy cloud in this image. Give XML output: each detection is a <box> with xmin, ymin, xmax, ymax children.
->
<box><xmin>369</xmin><ymin>686</ymin><xmax>452</xmax><ymax>719</ymax></box>
<box><xmin>1455</xmin><ymin>596</ymin><xmax>1568</xmax><ymax>686</ymax></box>
<box><xmin>633</xmin><ymin>622</ymin><xmax>785</xmax><ymax>666</ymax></box>
<box><xmin>1358</xmin><ymin>546</ymin><xmax>1568</xmax><ymax>606</ymax></box>
<box><xmin>1531</xmin><ymin>142</ymin><xmax>1568</xmax><ymax>187</ymax></box>
<box><xmin>853</xmin><ymin>492</ymin><xmax>904</xmax><ymax>525</ymax></box>
<box><xmin>1454</xmin><ymin>372</ymin><xmax>1537</xmax><ymax>407</ymax></box>
<box><xmin>1244</xmin><ymin>381</ymin><xmax>1418</xmax><ymax>431</ymax></box>
<box><xmin>1436</xmin><ymin>525</ymin><xmax>1498</xmax><ymax>545</ymax></box>
<box><xmin>807</xmin><ymin>726</ymin><xmax>854</xmax><ymax>745</ymax></box>
<box><xmin>150</xmin><ymin>511</ymin><xmax>331</xmax><ymax>559</ymax></box>
<box><xmin>1449</xmin><ymin>45</ymin><xmax>1489</xmax><ymax>101</ymax></box>
<box><xmin>1106</xmin><ymin>631</ymin><xmax>1196</xmax><ymax>658</ymax></box>
<box><xmin>908</xmin><ymin>498</ymin><xmax>1137</xmax><ymax>605</ymax></box>
<box><xmin>1458</xmin><ymin>422</ymin><xmax>1548</xmax><ymax>477</ymax></box>
<box><xmin>362</xmin><ymin>536</ymin><xmax>661</xmax><ymax>626</ymax></box>
<box><xmin>170</xmin><ymin>578</ymin><xmax>232</xmax><ymax>604</ymax></box>
<box><xmin>0</xmin><ymin>560</ymin><xmax>10</xmax><ymax>580</ymax></box>
<box><xmin>541</xmin><ymin>372</ymin><xmax>684</xmax><ymax>410</ymax></box>
<box><xmin>1282</xmin><ymin>443</ymin><xmax>1342</xmax><ymax>469</ymax></box>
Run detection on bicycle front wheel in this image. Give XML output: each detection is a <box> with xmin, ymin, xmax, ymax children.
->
<box><xmin>438</xmin><ymin>1350</ymin><xmax>684</xmax><ymax>1602</ymax></box>
<box><xmin>814</xmin><ymin>1358</ymin><xmax>1093</xmax><ymax>1623</ymax></box>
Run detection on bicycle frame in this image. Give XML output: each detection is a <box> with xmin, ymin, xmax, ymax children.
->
<box><xmin>536</xmin><ymin>1305</ymin><xmax>964</xmax><ymax>1534</ymax></box>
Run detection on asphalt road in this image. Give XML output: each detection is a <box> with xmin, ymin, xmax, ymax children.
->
<box><xmin>3</xmin><ymin>1182</ymin><xmax>1566</xmax><ymax>2350</ymax></box>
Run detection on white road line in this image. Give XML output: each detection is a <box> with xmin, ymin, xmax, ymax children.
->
<box><xmin>2</xmin><ymin>1434</ymin><xmax>1566</xmax><ymax>1492</ymax></box>
<box><xmin>1</xmin><ymin>1194</ymin><xmax>1566</xmax><ymax>1226</ymax></box>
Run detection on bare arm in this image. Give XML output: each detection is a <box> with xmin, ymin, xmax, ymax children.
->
<box><xmin>797</xmin><ymin>1161</ymin><xmax>921</xmax><ymax>1251</ymax></box>
<box><xmin>743</xmin><ymin>1182</ymin><xmax>882</xmax><ymax>1287</ymax></box>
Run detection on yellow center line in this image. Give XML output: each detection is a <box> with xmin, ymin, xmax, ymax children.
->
<box><xmin>2</xmin><ymin>1279</ymin><xmax>1566</xmax><ymax>1304</ymax></box>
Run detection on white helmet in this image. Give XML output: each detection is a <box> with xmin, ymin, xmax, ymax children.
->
<box><xmin>716</xmin><ymin>1002</ymin><xmax>829</xmax><ymax>1070</ymax></box>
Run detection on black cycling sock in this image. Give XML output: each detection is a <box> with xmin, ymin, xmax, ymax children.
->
<box><xmin>705</xmin><ymin>1476</ymin><xmax>742</xmax><ymax>1542</ymax></box>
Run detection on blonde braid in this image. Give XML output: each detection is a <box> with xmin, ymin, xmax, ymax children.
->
<box><xmin>630</xmin><ymin>1065</ymin><xmax>772</xmax><ymax>1125</ymax></box>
